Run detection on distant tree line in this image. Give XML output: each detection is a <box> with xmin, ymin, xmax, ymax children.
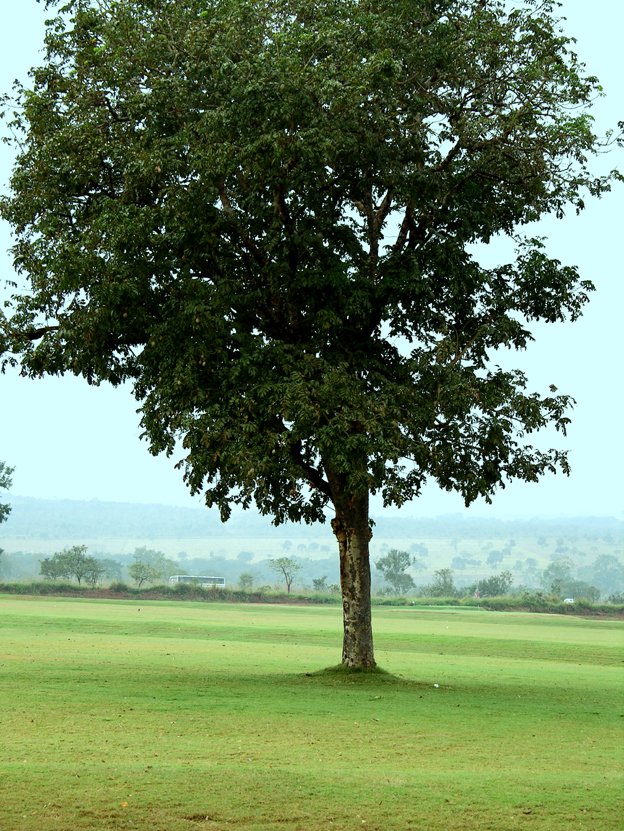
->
<box><xmin>372</xmin><ymin>550</ymin><xmax>624</xmax><ymax>603</ymax></box>
<box><xmin>1</xmin><ymin>537</ymin><xmax>622</xmax><ymax>603</ymax></box>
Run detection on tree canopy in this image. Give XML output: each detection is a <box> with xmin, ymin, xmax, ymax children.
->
<box><xmin>268</xmin><ymin>556</ymin><xmax>302</xmax><ymax>594</ymax></box>
<box><xmin>376</xmin><ymin>549</ymin><xmax>417</xmax><ymax>596</ymax></box>
<box><xmin>128</xmin><ymin>546</ymin><xmax>179</xmax><ymax>586</ymax></box>
<box><xmin>1</xmin><ymin>0</ymin><xmax>620</xmax><ymax>667</ymax></box>
<box><xmin>0</xmin><ymin>461</ymin><xmax>13</xmax><ymax>525</ymax></box>
<box><xmin>40</xmin><ymin>545</ymin><xmax>105</xmax><ymax>586</ymax></box>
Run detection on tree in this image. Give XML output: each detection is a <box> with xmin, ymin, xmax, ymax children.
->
<box><xmin>268</xmin><ymin>557</ymin><xmax>302</xmax><ymax>594</ymax></box>
<box><xmin>425</xmin><ymin>569</ymin><xmax>457</xmax><ymax>598</ymax></box>
<box><xmin>579</xmin><ymin>555</ymin><xmax>624</xmax><ymax>595</ymax></box>
<box><xmin>39</xmin><ymin>545</ymin><xmax>102</xmax><ymax>585</ymax></box>
<box><xmin>312</xmin><ymin>576</ymin><xmax>329</xmax><ymax>592</ymax></box>
<box><xmin>98</xmin><ymin>558</ymin><xmax>123</xmax><ymax>582</ymax></box>
<box><xmin>0</xmin><ymin>461</ymin><xmax>14</xmax><ymax>525</ymax></box>
<box><xmin>376</xmin><ymin>549</ymin><xmax>416</xmax><ymax>596</ymax></box>
<box><xmin>0</xmin><ymin>461</ymin><xmax>11</xmax><ymax>578</ymax></box>
<box><xmin>238</xmin><ymin>572</ymin><xmax>254</xmax><ymax>591</ymax></box>
<box><xmin>539</xmin><ymin>556</ymin><xmax>600</xmax><ymax>600</ymax></box>
<box><xmin>1</xmin><ymin>1</ymin><xmax>619</xmax><ymax>668</ymax></box>
<box><xmin>561</xmin><ymin>580</ymin><xmax>600</xmax><ymax>603</ymax></box>
<box><xmin>83</xmin><ymin>557</ymin><xmax>106</xmax><ymax>587</ymax></box>
<box><xmin>541</xmin><ymin>556</ymin><xmax>575</xmax><ymax>596</ymax></box>
<box><xmin>486</xmin><ymin>550</ymin><xmax>505</xmax><ymax>568</ymax></box>
<box><xmin>131</xmin><ymin>547</ymin><xmax>179</xmax><ymax>580</ymax></box>
<box><xmin>468</xmin><ymin>570</ymin><xmax>514</xmax><ymax>597</ymax></box>
<box><xmin>128</xmin><ymin>559</ymin><xmax>162</xmax><ymax>587</ymax></box>
<box><xmin>127</xmin><ymin>547</ymin><xmax>179</xmax><ymax>586</ymax></box>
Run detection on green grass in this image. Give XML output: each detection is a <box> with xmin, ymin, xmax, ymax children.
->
<box><xmin>0</xmin><ymin>597</ymin><xmax>622</xmax><ymax>831</ymax></box>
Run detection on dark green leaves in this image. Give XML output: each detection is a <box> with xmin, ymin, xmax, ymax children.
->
<box><xmin>0</xmin><ymin>461</ymin><xmax>13</xmax><ymax>525</ymax></box>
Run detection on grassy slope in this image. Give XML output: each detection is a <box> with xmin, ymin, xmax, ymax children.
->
<box><xmin>0</xmin><ymin>597</ymin><xmax>622</xmax><ymax>831</ymax></box>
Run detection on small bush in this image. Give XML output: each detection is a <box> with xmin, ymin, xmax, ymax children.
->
<box><xmin>109</xmin><ymin>581</ymin><xmax>130</xmax><ymax>593</ymax></box>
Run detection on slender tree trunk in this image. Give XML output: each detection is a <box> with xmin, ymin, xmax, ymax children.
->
<box><xmin>330</xmin><ymin>488</ymin><xmax>375</xmax><ymax>669</ymax></box>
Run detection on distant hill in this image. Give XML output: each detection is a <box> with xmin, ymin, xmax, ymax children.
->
<box><xmin>1</xmin><ymin>495</ymin><xmax>230</xmax><ymax>540</ymax></box>
<box><xmin>2</xmin><ymin>495</ymin><xmax>622</xmax><ymax>543</ymax></box>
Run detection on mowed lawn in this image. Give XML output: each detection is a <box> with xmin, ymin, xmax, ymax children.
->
<box><xmin>0</xmin><ymin>597</ymin><xmax>622</xmax><ymax>831</ymax></box>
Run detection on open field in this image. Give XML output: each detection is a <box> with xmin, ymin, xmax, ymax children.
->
<box><xmin>0</xmin><ymin>598</ymin><xmax>622</xmax><ymax>831</ymax></box>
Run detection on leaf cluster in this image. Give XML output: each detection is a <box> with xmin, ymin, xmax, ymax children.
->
<box><xmin>0</xmin><ymin>461</ymin><xmax>13</xmax><ymax>525</ymax></box>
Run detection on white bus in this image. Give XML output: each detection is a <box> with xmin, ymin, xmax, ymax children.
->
<box><xmin>168</xmin><ymin>575</ymin><xmax>225</xmax><ymax>588</ymax></box>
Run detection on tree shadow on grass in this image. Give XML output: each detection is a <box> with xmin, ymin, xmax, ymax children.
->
<box><xmin>300</xmin><ymin>664</ymin><xmax>433</xmax><ymax>691</ymax></box>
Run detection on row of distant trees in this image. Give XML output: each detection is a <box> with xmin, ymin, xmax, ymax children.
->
<box><xmin>3</xmin><ymin>533</ymin><xmax>623</xmax><ymax>602</ymax></box>
<box><xmin>375</xmin><ymin>551</ymin><xmax>516</xmax><ymax>598</ymax></box>
<box><xmin>373</xmin><ymin>549</ymin><xmax>624</xmax><ymax>602</ymax></box>
<box><xmin>38</xmin><ymin>546</ymin><xmax>181</xmax><ymax>588</ymax></box>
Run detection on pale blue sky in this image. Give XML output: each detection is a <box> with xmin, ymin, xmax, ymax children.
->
<box><xmin>0</xmin><ymin>1</ymin><xmax>622</xmax><ymax>519</ymax></box>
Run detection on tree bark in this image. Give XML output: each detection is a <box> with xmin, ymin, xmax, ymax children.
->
<box><xmin>330</xmin><ymin>488</ymin><xmax>375</xmax><ymax>669</ymax></box>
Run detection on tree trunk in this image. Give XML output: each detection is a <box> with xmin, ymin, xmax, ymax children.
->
<box><xmin>330</xmin><ymin>489</ymin><xmax>375</xmax><ymax>669</ymax></box>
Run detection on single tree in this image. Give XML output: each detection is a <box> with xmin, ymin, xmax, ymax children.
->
<box><xmin>425</xmin><ymin>568</ymin><xmax>458</xmax><ymax>598</ymax></box>
<box><xmin>469</xmin><ymin>570</ymin><xmax>514</xmax><ymax>597</ymax></box>
<box><xmin>1</xmin><ymin>1</ymin><xmax>620</xmax><ymax>667</ymax></box>
<box><xmin>131</xmin><ymin>547</ymin><xmax>179</xmax><ymax>580</ymax></box>
<box><xmin>0</xmin><ymin>461</ymin><xmax>14</xmax><ymax>525</ymax></box>
<box><xmin>486</xmin><ymin>550</ymin><xmax>505</xmax><ymax>568</ymax></box>
<box><xmin>312</xmin><ymin>576</ymin><xmax>329</xmax><ymax>592</ymax></box>
<box><xmin>238</xmin><ymin>572</ymin><xmax>254</xmax><ymax>591</ymax></box>
<box><xmin>268</xmin><ymin>557</ymin><xmax>302</xmax><ymax>594</ymax></box>
<box><xmin>128</xmin><ymin>559</ymin><xmax>162</xmax><ymax>587</ymax></box>
<box><xmin>541</xmin><ymin>556</ymin><xmax>575</xmax><ymax>596</ymax></box>
<box><xmin>376</xmin><ymin>549</ymin><xmax>416</xmax><ymax>596</ymax></box>
<box><xmin>83</xmin><ymin>557</ymin><xmax>106</xmax><ymax>587</ymax></box>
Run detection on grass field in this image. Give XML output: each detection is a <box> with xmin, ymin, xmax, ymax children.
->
<box><xmin>0</xmin><ymin>597</ymin><xmax>622</xmax><ymax>831</ymax></box>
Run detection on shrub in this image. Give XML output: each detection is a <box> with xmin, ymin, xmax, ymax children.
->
<box><xmin>109</xmin><ymin>581</ymin><xmax>130</xmax><ymax>593</ymax></box>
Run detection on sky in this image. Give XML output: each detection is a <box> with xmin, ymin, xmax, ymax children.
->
<box><xmin>0</xmin><ymin>1</ymin><xmax>622</xmax><ymax>520</ymax></box>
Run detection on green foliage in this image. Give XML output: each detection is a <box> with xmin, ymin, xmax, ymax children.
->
<box><xmin>0</xmin><ymin>0</ymin><xmax>617</xmax><ymax>523</ymax></box>
<box><xmin>541</xmin><ymin>556</ymin><xmax>601</xmax><ymax>600</ymax></box>
<box><xmin>128</xmin><ymin>546</ymin><xmax>180</xmax><ymax>587</ymax></box>
<box><xmin>0</xmin><ymin>461</ymin><xmax>13</xmax><ymax>525</ymax></box>
<box><xmin>375</xmin><ymin>549</ymin><xmax>417</xmax><ymax>596</ymax></box>
<box><xmin>238</xmin><ymin>572</ymin><xmax>254</xmax><ymax>591</ymax></box>
<box><xmin>268</xmin><ymin>556</ymin><xmax>302</xmax><ymax>593</ymax></box>
<box><xmin>127</xmin><ymin>560</ymin><xmax>162</xmax><ymax>588</ymax></box>
<box><xmin>109</xmin><ymin>581</ymin><xmax>131</xmax><ymax>593</ymax></box>
<box><xmin>541</xmin><ymin>556</ymin><xmax>575</xmax><ymax>595</ymax></box>
<box><xmin>39</xmin><ymin>544</ymin><xmax>105</xmax><ymax>586</ymax></box>
<box><xmin>97</xmin><ymin>557</ymin><xmax>123</xmax><ymax>582</ymax></box>
<box><xmin>467</xmin><ymin>570</ymin><xmax>514</xmax><ymax>598</ymax></box>
<box><xmin>422</xmin><ymin>568</ymin><xmax>458</xmax><ymax>598</ymax></box>
<box><xmin>579</xmin><ymin>555</ymin><xmax>624</xmax><ymax>595</ymax></box>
